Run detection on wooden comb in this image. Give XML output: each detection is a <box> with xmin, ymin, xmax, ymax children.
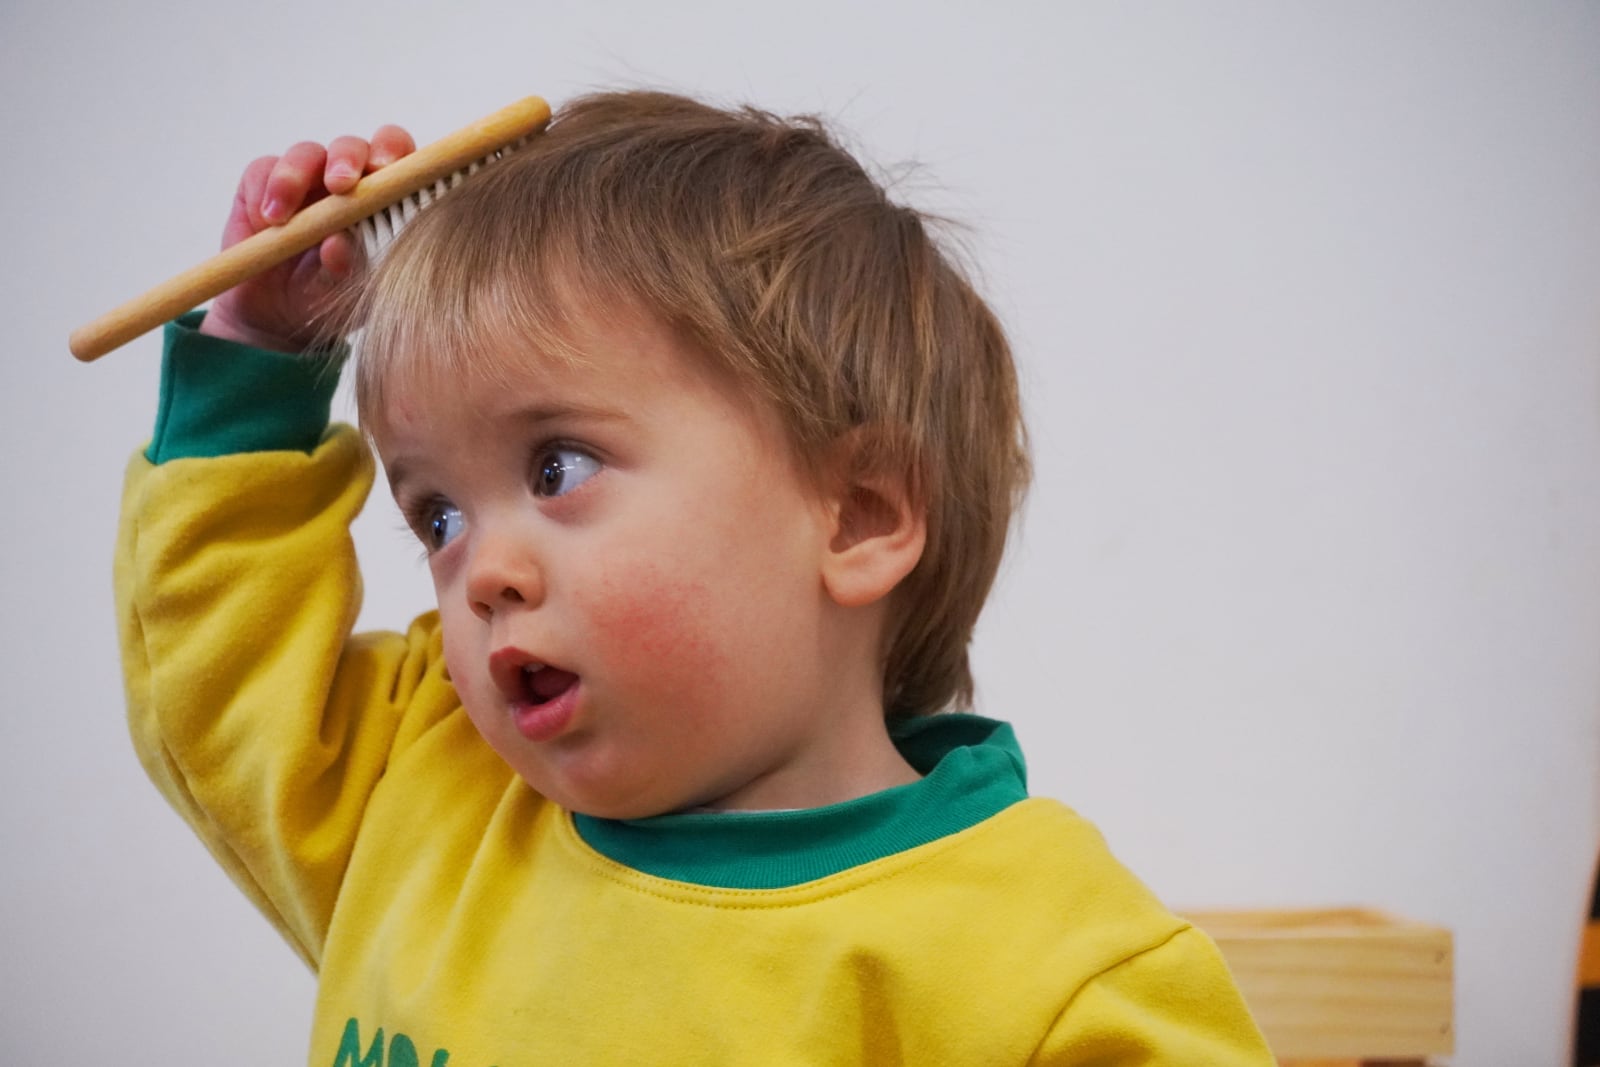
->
<box><xmin>69</xmin><ymin>95</ymin><xmax>551</xmax><ymax>361</ymax></box>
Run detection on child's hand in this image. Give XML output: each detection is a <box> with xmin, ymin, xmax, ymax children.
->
<box><xmin>200</xmin><ymin>125</ymin><xmax>417</xmax><ymax>352</ymax></box>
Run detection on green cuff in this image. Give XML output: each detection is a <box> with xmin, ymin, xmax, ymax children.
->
<box><xmin>146</xmin><ymin>310</ymin><xmax>347</xmax><ymax>464</ymax></box>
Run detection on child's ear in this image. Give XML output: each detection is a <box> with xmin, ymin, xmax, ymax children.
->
<box><xmin>819</xmin><ymin>433</ymin><xmax>926</xmax><ymax>609</ymax></box>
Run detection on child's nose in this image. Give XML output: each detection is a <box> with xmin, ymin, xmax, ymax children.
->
<box><xmin>464</xmin><ymin>526</ymin><xmax>545</xmax><ymax>621</ymax></box>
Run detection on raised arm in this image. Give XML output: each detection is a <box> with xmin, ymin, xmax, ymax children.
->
<box><xmin>113</xmin><ymin>127</ymin><xmax>459</xmax><ymax>970</ymax></box>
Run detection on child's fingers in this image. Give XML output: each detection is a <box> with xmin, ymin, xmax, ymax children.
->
<box><xmin>324</xmin><ymin>136</ymin><xmax>371</xmax><ymax>194</ymax></box>
<box><xmin>368</xmin><ymin>124</ymin><xmax>417</xmax><ymax>169</ymax></box>
<box><xmin>318</xmin><ymin>231</ymin><xmax>363</xmax><ymax>281</ymax></box>
<box><xmin>222</xmin><ymin>154</ymin><xmax>281</xmax><ymax>249</ymax></box>
<box><xmin>261</xmin><ymin>141</ymin><xmax>330</xmax><ymax>225</ymax></box>
<box><xmin>283</xmin><ymin>244</ymin><xmax>333</xmax><ymax>302</ymax></box>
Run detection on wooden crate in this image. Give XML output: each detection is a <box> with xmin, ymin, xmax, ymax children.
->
<box><xmin>1183</xmin><ymin>908</ymin><xmax>1454</xmax><ymax>1063</ymax></box>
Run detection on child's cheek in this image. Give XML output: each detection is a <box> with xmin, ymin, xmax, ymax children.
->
<box><xmin>584</xmin><ymin>561</ymin><xmax>729</xmax><ymax>706</ymax></box>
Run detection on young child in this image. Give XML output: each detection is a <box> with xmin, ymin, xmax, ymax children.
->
<box><xmin>116</xmin><ymin>90</ymin><xmax>1274</xmax><ymax>1065</ymax></box>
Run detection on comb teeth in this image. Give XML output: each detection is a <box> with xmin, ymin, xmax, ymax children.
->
<box><xmin>351</xmin><ymin>136</ymin><xmax>533</xmax><ymax>261</ymax></box>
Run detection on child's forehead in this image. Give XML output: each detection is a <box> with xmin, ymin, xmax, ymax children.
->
<box><xmin>366</xmin><ymin>303</ymin><xmax>738</xmax><ymax>427</ymax></box>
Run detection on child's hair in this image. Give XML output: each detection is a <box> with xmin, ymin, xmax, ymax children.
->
<box><xmin>347</xmin><ymin>90</ymin><xmax>1030</xmax><ymax>718</ymax></box>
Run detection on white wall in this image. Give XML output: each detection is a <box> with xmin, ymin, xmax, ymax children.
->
<box><xmin>3</xmin><ymin>2</ymin><xmax>1596</xmax><ymax>1062</ymax></box>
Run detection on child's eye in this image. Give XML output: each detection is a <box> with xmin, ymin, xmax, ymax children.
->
<box><xmin>419</xmin><ymin>501</ymin><xmax>465</xmax><ymax>551</ymax></box>
<box><xmin>534</xmin><ymin>447</ymin><xmax>601</xmax><ymax>498</ymax></box>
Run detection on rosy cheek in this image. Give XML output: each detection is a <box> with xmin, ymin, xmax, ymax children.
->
<box><xmin>584</xmin><ymin>562</ymin><xmax>728</xmax><ymax>707</ymax></box>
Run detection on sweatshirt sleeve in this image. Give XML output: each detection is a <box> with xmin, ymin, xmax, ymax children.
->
<box><xmin>114</xmin><ymin>312</ymin><xmax>460</xmax><ymax>971</ymax></box>
<box><xmin>1031</xmin><ymin>924</ymin><xmax>1277</xmax><ymax>1065</ymax></box>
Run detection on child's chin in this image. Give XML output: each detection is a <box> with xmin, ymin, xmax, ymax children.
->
<box><xmin>526</xmin><ymin>768</ymin><xmax>681</xmax><ymax>822</ymax></box>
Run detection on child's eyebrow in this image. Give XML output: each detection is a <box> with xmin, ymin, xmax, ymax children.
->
<box><xmin>382</xmin><ymin>456</ymin><xmax>428</xmax><ymax>499</ymax></box>
<box><xmin>499</xmin><ymin>401</ymin><xmax>629</xmax><ymax>427</ymax></box>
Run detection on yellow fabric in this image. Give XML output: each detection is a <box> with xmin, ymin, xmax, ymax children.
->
<box><xmin>116</xmin><ymin>427</ymin><xmax>1275</xmax><ymax>1066</ymax></box>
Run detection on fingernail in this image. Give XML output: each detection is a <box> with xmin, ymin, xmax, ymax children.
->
<box><xmin>262</xmin><ymin>196</ymin><xmax>286</xmax><ymax>223</ymax></box>
<box><xmin>328</xmin><ymin>163</ymin><xmax>357</xmax><ymax>185</ymax></box>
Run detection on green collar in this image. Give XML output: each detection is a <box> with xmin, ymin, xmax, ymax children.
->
<box><xmin>572</xmin><ymin>714</ymin><xmax>1028</xmax><ymax>889</ymax></box>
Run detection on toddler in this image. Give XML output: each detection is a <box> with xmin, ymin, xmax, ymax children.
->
<box><xmin>115</xmin><ymin>90</ymin><xmax>1274</xmax><ymax>1064</ymax></box>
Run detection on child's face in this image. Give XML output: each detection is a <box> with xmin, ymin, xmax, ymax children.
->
<box><xmin>370</xmin><ymin>307</ymin><xmax>897</xmax><ymax>818</ymax></box>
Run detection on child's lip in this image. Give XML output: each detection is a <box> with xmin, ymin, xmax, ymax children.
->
<box><xmin>511</xmin><ymin>677</ymin><xmax>580</xmax><ymax>743</ymax></box>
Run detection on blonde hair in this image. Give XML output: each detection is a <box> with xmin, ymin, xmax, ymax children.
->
<box><xmin>347</xmin><ymin>90</ymin><xmax>1029</xmax><ymax>718</ymax></box>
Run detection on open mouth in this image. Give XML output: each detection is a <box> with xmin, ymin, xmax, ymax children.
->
<box><xmin>489</xmin><ymin>647</ymin><xmax>578</xmax><ymax>707</ymax></box>
<box><xmin>489</xmin><ymin>647</ymin><xmax>581</xmax><ymax>742</ymax></box>
<box><xmin>504</xmin><ymin>661</ymin><xmax>581</xmax><ymax>743</ymax></box>
<box><xmin>522</xmin><ymin>664</ymin><xmax>579</xmax><ymax>706</ymax></box>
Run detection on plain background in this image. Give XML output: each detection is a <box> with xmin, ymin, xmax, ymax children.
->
<box><xmin>3</xmin><ymin>2</ymin><xmax>1597</xmax><ymax>1063</ymax></box>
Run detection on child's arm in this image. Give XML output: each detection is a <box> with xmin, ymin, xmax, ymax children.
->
<box><xmin>115</xmin><ymin>128</ymin><xmax>458</xmax><ymax>972</ymax></box>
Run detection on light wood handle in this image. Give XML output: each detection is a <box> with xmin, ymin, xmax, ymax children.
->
<box><xmin>69</xmin><ymin>96</ymin><xmax>551</xmax><ymax>362</ymax></box>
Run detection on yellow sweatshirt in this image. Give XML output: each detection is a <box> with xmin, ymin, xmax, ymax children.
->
<box><xmin>115</xmin><ymin>315</ymin><xmax>1275</xmax><ymax>1066</ymax></box>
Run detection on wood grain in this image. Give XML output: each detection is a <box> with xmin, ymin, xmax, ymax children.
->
<box><xmin>1185</xmin><ymin>908</ymin><xmax>1453</xmax><ymax>1062</ymax></box>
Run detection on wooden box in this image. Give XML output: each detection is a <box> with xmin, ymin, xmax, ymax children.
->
<box><xmin>1183</xmin><ymin>907</ymin><xmax>1454</xmax><ymax>1063</ymax></box>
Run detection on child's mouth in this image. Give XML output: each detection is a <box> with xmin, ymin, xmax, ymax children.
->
<box><xmin>488</xmin><ymin>648</ymin><xmax>581</xmax><ymax>741</ymax></box>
